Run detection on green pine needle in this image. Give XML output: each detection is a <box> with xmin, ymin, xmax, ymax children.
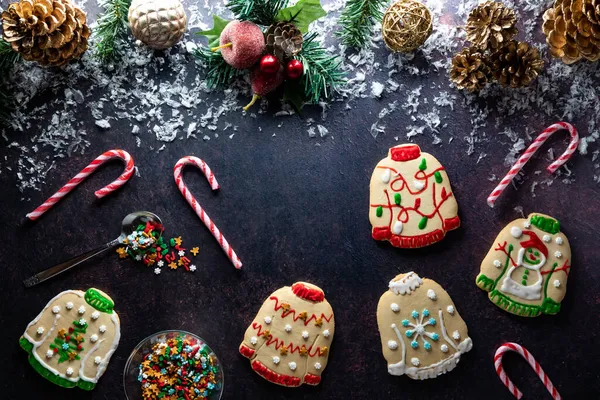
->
<box><xmin>336</xmin><ymin>0</ymin><xmax>386</xmax><ymax>48</ymax></box>
<box><xmin>95</xmin><ymin>0</ymin><xmax>132</xmax><ymax>63</ymax></box>
<box><xmin>227</xmin><ymin>0</ymin><xmax>290</xmax><ymax>26</ymax></box>
<box><xmin>192</xmin><ymin>47</ymin><xmax>239</xmax><ymax>89</ymax></box>
<box><xmin>296</xmin><ymin>33</ymin><xmax>345</xmax><ymax>105</ymax></box>
<box><xmin>0</xmin><ymin>38</ymin><xmax>21</xmax><ymax>124</ymax></box>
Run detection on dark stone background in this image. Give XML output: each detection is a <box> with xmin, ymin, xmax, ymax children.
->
<box><xmin>1</xmin><ymin>2</ymin><xmax>600</xmax><ymax>400</ymax></box>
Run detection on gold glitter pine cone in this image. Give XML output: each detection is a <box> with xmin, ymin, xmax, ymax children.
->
<box><xmin>489</xmin><ymin>40</ymin><xmax>544</xmax><ymax>88</ymax></box>
<box><xmin>542</xmin><ymin>0</ymin><xmax>600</xmax><ymax>64</ymax></box>
<box><xmin>265</xmin><ymin>21</ymin><xmax>303</xmax><ymax>62</ymax></box>
<box><xmin>1</xmin><ymin>0</ymin><xmax>90</xmax><ymax>67</ymax></box>
<box><xmin>466</xmin><ymin>0</ymin><xmax>518</xmax><ymax>50</ymax></box>
<box><xmin>382</xmin><ymin>0</ymin><xmax>433</xmax><ymax>53</ymax></box>
<box><xmin>450</xmin><ymin>46</ymin><xmax>491</xmax><ymax>92</ymax></box>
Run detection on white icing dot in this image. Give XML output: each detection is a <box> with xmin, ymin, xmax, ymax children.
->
<box><xmin>285</xmin><ymin>324</ymin><xmax>292</xmax><ymax>333</ymax></box>
<box><xmin>413</xmin><ymin>180</ymin><xmax>425</xmax><ymax>190</ymax></box>
<box><xmin>493</xmin><ymin>260</ymin><xmax>502</xmax><ymax>268</ymax></box>
<box><xmin>554</xmin><ymin>251</ymin><xmax>562</xmax><ymax>259</ymax></box>
<box><xmin>46</xmin><ymin>350</ymin><xmax>54</xmax><ymax>358</ymax></box>
<box><xmin>440</xmin><ymin>344</ymin><xmax>449</xmax><ymax>353</ymax></box>
<box><xmin>427</xmin><ymin>289</ymin><xmax>437</xmax><ymax>300</ymax></box>
<box><xmin>90</xmin><ymin>334</ymin><xmax>98</xmax><ymax>343</ymax></box>
<box><xmin>381</xmin><ymin>169</ymin><xmax>391</xmax><ymax>183</ymax></box>
<box><xmin>553</xmin><ymin>280</ymin><xmax>561</xmax><ymax>288</ymax></box>
<box><xmin>250</xmin><ymin>336</ymin><xmax>258</xmax><ymax>345</ymax></box>
<box><xmin>390</xmin><ymin>303</ymin><xmax>400</xmax><ymax>312</ymax></box>
<box><xmin>288</xmin><ymin>362</ymin><xmax>297</xmax><ymax>371</ymax></box>
<box><xmin>264</xmin><ymin>316</ymin><xmax>272</xmax><ymax>325</ymax></box>
<box><xmin>79</xmin><ymin>318</ymin><xmax>86</xmax><ymax>326</ymax></box>
<box><xmin>452</xmin><ymin>330</ymin><xmax>461</xmax><ymax>340</ymax></box>
<box><xmin>99</xmin><ymin>325</ymin><xmax>106</xmax><ymax>333</ymax></box>
<box><xmin>446</xmin><ymin>305</ymin><xmax>455</xmax><ymax>315</ymax></box>
<box><xmin>314</xmin><ymin>362</ymin><xmax>322</xmax><ymax>370</ymax></box>
<box><xmin>66</xmin><ymin>302</ymin><xmax>73</xmax><ymax>310</ymax></box>
<box><xmin>52</xmin><ymin>306</ymin><xmax>61</xmax><ymax>314</ymax></box>
<box><xmin>323</xmin><ymin>329</ymin><xmax>330</xmax><ymax>338</ymax></box>
<box><xmin>36</xmin><ymin>327</ymin><xmax>44</xmax><ymax>335</ymax></box>
<box><xmin>387</xmin><ymin>340</ymin><xmax>398</xmax><ymax>350</ymax></box>
<box><xmin>543</xmin><ymin>234</ymin><xmax>551</xmax><ymax>243</ymax></box>
<box><xmin>302</xmin><ymin>331</ymin><xmax>309</xmax><ymax>340</ymax></box>
<box><xmin>94</xmin><ymin>356</ymin><xmax>102</xmax><ymax>365</ymax></box>
<box><xmin>511</xmin><ymin>227</ymin><xmax>523</xmax><ymax>238</ymax></box>
<box><xmin>411</xmin><ymin>357</ymin><xmax>420</xmax><ymax>367</ymax></box>
<box><xmin>555</xmin><ymin>237</ymin><xmax>564</xmax><ymax>245</ymax></box>
<box><xmin>78</xmin><ymin>305</ymin><xmax>86</xmax><ymax>315</ymax></box>
<box><xmin>272</xmin><ymin>356</ymin><xmax>280</xmax><ymax>365</ymax></box>
<box><xmin>392</xmin><ymin>221</ymin><xmax>403</xmax><ymax>235</ymax></box>
<box><xmin>523</xmin><ymin>221</ymin><xmax>531</xmax><ymax>228</ymax></box>
<box><xmin>66</xmin><ymin>367</ymin><xmax>74</xmax><ymax>376</ymax></box>
<box><xmin>91</xmin><ymin>311</ymin><xmax>100</xmax><ymax>320</ymax></box>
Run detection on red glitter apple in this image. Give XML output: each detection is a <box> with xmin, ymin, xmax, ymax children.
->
<box><xmin>212</xmin><ymin>20</ymin><xmax>266</xmax><ymax>69</ymax></box>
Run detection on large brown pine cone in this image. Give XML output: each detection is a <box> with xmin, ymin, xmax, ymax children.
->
<box><xmin>466</xmin><ymin>1</ymin><xmax>518</xmax><ymax>50</ymax></box>
<box><xmin>542</xmin><ymin>0</ymin><xmax>600</xmax><ymax>64</ymax></box>
<box><xmin>265</xmin><ymin>21</ymin><xmax>303</xmax><ymax>62</ymax></box>
<box><xmin>490</xmin><ymin>40</ymin><xmax>544</xmax><ymax>88</ymax></box>
<box><xmin>450</xmin><ymin>46</ymin><xmax>491</xmax><ymax>92</ymax></box>
<box><xmin>2</xmin><ymin>0</ymin><xmax>90</xmax><ymax>67</ymax></box>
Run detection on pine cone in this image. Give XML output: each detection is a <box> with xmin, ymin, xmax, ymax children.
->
<box><xmin>490</xmin><ymin>40</ymin><xmax>544</xmax><ymax>88</ymax></box>
<box><xmin>1</xmin><ymin>0</ymin><xmax>90</xmax><ymax>67</ymax></box>
<box><xmin>466</xmin><ymin>1</ymin><xmax>518</xmax><ymax>50</ymax></box>
<box><xmin>450</xmin><ymin>47</ymin><xmax>491</xmax><ymax>92</ymax></box>
<box><xmin>542</xmin><ymin>0</ymin><xmax>600</xmax><ymax>64</ymax></box>
<box><xmin>265</xmin><ymin>21</ymin><xmax>303</xmax><ymax>62</ymax></box>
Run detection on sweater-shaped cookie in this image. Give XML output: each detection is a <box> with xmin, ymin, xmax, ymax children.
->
<box><xmin>239</xmin><ymin>282</ymin><xmax>334</xmax><ymax>387</ymax></box>
<box><xmin>377</xmin><ymin>272</ymin><xmax>472</xmax><ymax>379</ymax></box>
<box><xmin>476</xmin><ymin>213</ymin><xmax>571</xmax><ymax>317</ymax></box>
<box><xmin>370</xmin><ymin>144</ymin><xmax>460</xmax><ymax>248</ymax></box>
<box><xmin>19</xmin><ymin>288</ymin><xmax>121</xmax><ymax>390</ymax></box>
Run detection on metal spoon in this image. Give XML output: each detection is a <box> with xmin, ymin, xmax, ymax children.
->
<box><xmin>23</xmin><ymin>211</ymin><xmax>163</xmax><ymax>288</ymax></box>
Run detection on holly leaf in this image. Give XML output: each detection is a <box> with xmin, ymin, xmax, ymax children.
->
<box><xmin>283</xmin><ymin>81</ymin><xmax>307</xmax><ymax>112</ymax></box>
<box><xmin>198</xmin><ymin>15</ymin><xmax>231</xmax><ymax>48</ymax></box>
<box><xmin>274</xmin><ymin>0</ymin><xmax>327</xmax><ymax>33</ymax></box>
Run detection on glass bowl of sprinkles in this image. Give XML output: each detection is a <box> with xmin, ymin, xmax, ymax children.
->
<box><xmin>123</xmin><ymin>330</ymin><xmax>224</xmax><ymax>400</ymax></box>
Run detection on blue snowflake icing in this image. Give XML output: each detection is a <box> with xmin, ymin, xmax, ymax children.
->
<box><xmin>403</xmin><ymin>308</ymin><xmax>439</xmax><ymax>351</ymax></box>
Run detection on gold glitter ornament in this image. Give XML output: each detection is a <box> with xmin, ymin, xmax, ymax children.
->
<box><xmin>128</xmin><ymin>0</ymin><xmax>187</xmax><ymax>50</ymax></box>
<box><xmin>382</xmin><ymin>0</ymin><xmax>433</xmax><ymax>53</ymax></box>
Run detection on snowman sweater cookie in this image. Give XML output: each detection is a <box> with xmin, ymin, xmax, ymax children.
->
<box><xmin>476</xmin><ymin>213</ymin><xmax>571</xmax><ymax>317</ymax></box>
<box><xmin>19</xmin><ymin>288</ymin><xmax>120</xmax><ymax>390</ymax></box>
<box><xmin>239</xmin><ymin>282</ymin><xmax>334</xmax><ymax>387</ymax></box>
<box><xmin>377</xmin><ymin>272</ymin><xmax>472</xmax><ymax>380</ymax></box>
<box><xmin>370</xmin><ymin>144</ymin><xmax>460</xmax><ymax>248</ymax></box>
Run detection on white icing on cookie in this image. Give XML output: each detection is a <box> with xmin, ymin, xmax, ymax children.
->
<box><xmin>52</xmin><ymin>306</ymin><xmax>60</xmax><ymax>314</ymax></box>
<box><xmin>36</xmin><ymin>327</ymin><xmax>44</xmax><ymax>335</ymax></box>
<box><xmin>392</xmin><ymin>221</ymin><xmax>403</xmax><ymax>235</ymax></box>
<box><xmin>272</xmin><ymin>356</ymin><xmax>280</xmax><ymax>365</ymax></box>
<box><xmin>555</xmin><ymin>237</ymin><xmax>563</xmax><ymax>245</ymax></box>
<box><xmin>381</xmin><ymin>169</ymin><xmax>391</xmax><ymax>183</ymax></box>
<box><xmin>323</xmin><ymin>329</ymin><xmax>330</xmax><ymax>338</ymax></box>
<box><xmin>250</xmin><ymin>336</ymin><xmax>258</xmax><ymax>345</ymax></box>
<box><xmin>446</xmin><ymin>305</ymin><xmax>455</xmax><ymax>315</ymax></box>
<box><xmin>427</xmin><ymin>289</ymin><xmax>437</xmax><ymax>300</ymax></box>
<box><xmin>411</xmin><ymin>357</ymin><xmax>420</xmax><ymax>367</ymax></box>
<box><xmin>66</xmin><ymin>367</ymin><xmax>74</xmax><ymax>376</ymax></box>
<box><xmin>452</xmin><ymin>330</ymin><xmax>461</xmax><ymax>340</ymax></box>
<box><xmin>285</xmin><ymin>324</ymin><xmax>292</xmax><ymax>333</ymax></box>
<box><xmin>553</xmin><ymin>280</ymin><xmax>561</xmax><ymax>288</ymax></box>
<box><xmin>389</xmin><ymin>272</ymin><xmax>423</xmax><ymax>295</ymax></box>
<box><xmin>388</xmin><ymin>340</ymin><xmax>398</xmax><ymax>350</ymax></box>
<box><xmin>91</xmin><ymin>311</ymin><xmax>100</xmax><ymax>320</ymax></box>
<box><xmin>510</xmin><ymin>227</ymin><xmax>522</xmax><ymax>238</ymax></box>
<box><xmin>413</xmin><ymin>180</ymin><xmax>425</xmax><ymax>190</ymax></box>
<box><xmin>264</xmin><ymin>316</ymin><xmax>272</xmax><ymax>325</ymax></box>
<box><xmin>390</xmin><ymin>303</ymin><xmax>400</xmax><ymax>312</ymax></box>
<box><xmin>302</xmin><ymin>331</ymin><xmax>309</xmax><ymax>340</ymax></box>
<box><xmin>543</xmin><ymin>234</ymin><xmax>551</xmax><ymax>243</ymax></box>
<box><xmin>288</xmin><ymin>362</ymin><xmax>297</xmax><ymax>371</ymax></box>
<box><xmin>440</xmin><ymin>344</ymin><xmax>449</xmax><ymax>353</ymax></box>
<box><xmin>66</xmin><ymin>302</ymin><xmax>73</xmax><ymax>310</ymax></box>
<box><xmin>46</xmin><ymin>350</ymin><xmax>54</xmax><ymax>358</ymax></box>
<box><xmin>90</xmin><ymin>334</ymin><xmax>98</xmax><ymax>343</ymax></box>
<box><xmin>554</xmin><ymin>251</ymin><xmax>562</xmax><ymax>259</ymax></box>
<box><xmin>94</xmin><ymin>356</ymin><xmax>102</xmax><ymax>365</ymax></box>
<box><xmin>78</xmin><ymin>305</ymin><xmax>86</xmax><ymax>315</ymax></box>
<box><xmin>493</xmin><ymin>260</ymin><xmax>502</xmax><ymax>268</ymax></box>
<box><xmin>314</xmin><ymin>362</ymin><xmax>322</xmax><ymax>370</ymax></box>
<box><xmin>99</xmin><ymin>325</ymin><xmax>106</xmax><ymax>333</ymax></box>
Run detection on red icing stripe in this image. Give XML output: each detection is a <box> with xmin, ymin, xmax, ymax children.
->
<box><xmin>390</xmin><ymin>144</ymin><xmax>421</xmax><ymax>162</ymax></box>
<box><xmin>443</xmin><ymin>216</ymin><xmax>461</xmax><ymax>231</ymax></box>
<box><xmin>304</xmin><ymin>373</ymin><xmax>321</xmax><ymax>386</ymax></box>
<box><xmin>239</xmin><ymin>344</ymin><xmax>255</xmax><ymax>359</ymax></box>
<box><xmin>372</xmin><ymin>228</ymin><xmax>447</xmax><ymax>248</ymax></box>
<box><xmin>270</xmin><ymin>296</ymin><xmax>333</xmax><ymax>326</ymax></box>
<box><xmin>291</xmin><ymin>282</ymin><xmax>324</xmax><ymax>302</ymax></box>
<box><xmin>251</xmin><ymin>322</ymin><xmax>325</xmax><ymax>357</ymax></box>
<box><xmin>251</xmin><ymin>360</ymin><xmax>301</xmax><ymax>387</ymax></box>
<box><xmin>372</xmin><ymin>227</ymin><xmax>392</xmax><ymax>240</ymax></box>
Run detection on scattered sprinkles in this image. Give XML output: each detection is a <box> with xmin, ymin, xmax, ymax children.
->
<box><xmin>138</xmin><ymin>335</ymin><xmax>221</xmax><ymax>400</ymax></box>
<box><xmin>154</xmin><ymin>268</ymin><xmax>161</xmax><ymax>275</ymax></box>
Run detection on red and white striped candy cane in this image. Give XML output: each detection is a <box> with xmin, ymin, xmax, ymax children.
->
<box><xmin>487</xmin><ymin>122</ymin><xmax>579</xmax><ymax>207</ymax></box>
<box><xmin>26</xmin><ymin>149</ymin><xmax>135</xmax><ymax>221</ymax></box>
<box><xmin>494</xmin><ymin>342</ymin><xmax>561</xmax><ymax>400</ymax></box>
<box><xmin>174</xmin><ymin>156</ymin><xmax>242</xmax><ymax>269</ymax></box>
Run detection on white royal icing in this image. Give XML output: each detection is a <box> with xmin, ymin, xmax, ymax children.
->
<box><xmin>388</xmin><ymin>340</ymin><xmax>398</xmax><ymax>350</ymax></box>
<box><xmin>66</xmin><ymin>302</ymin><xmax>74</xmax><ymax>310</ymax></box>
<box><xmin>94</xmin><ymin>356</ymin><xmax>102</xmax><ymax>365</ymax></box>
<box><xmin>302</xmin><ymin>331</ymin><xmax>309</xmax><ymax>340</ymax></box>
<box><xmin>90</xmin><ymin>334</ymin><xmax>98</xmax><ymax>343</ymax></box>
<box><xmin>446</xmin><ymin>305</ymin><xmax>455</xmax><ymax>315</ymax></box>
<box><xmin>285</xmin><ymin>324</ymin><xmax>292</xmax><ymax>333</ymax></box>
<box><xmin>314</xmin><ymin>362</ymin><xmax>322</xmax><ymax>370</ymax></box>
<box><xmin>264</xmin><ymin>316</ymin><xmax>272</xmax><ymax>325</ymax></box>
<box><xmin>390</xmin><ymin>303</ymin><xmax>400</xmax><ymax>312</ymax></box>
<box><xmin>78</xmin><ymin>305</ymin><xmax>86</xmax><ymax>315</ymax></box>
<box><xmin>250</xmin><ymin>336</ymin><xmax>258</xmax><ymax>345</ymax></box>
<box><xmin>553</xmin><ymin>280</ymin><xmax>561</xmax><ymax>288</ymax></box>
<box><xmin>273</xmin><ymin>356</ymin><xmax>280</xmax><ymax>365</ymax></box>
<box><xmin>389</xmin><ymin>272</ymin><xmax>423</xmax><ymax>295</ymax></box>
<box><xmin>66</xmin><ymin>367</ymin><xmax>74</xmax><ymax>376</ymax></box>
<box><xmin>323</xmin><ymin>329</ymin><xmax>330</xmax><ymax>338</ymax></box>
<box><xmin>452</xmin><ymin>331</ymin><xmax>461</xmax><ymax>340</ymax></box>
<box><xmin>555</xmin><ymin>251</ymin><xmax>562</xmax><ymax>259</ymax></box>
<box><xmin>543</xmin><ymin>235</ymin><xmax>551</xmax><ymax>243</ymax></box>
<box><xmin>493</xmin><ymin>260</ymin><xmax>502</xmax><ymax>268</ymax></box>
<box><xmin>36</xmin><ymin>327</ymin><xmax>44</xmax><ymax>335</ymax></box>
<box><xmin>91</xmin><ymin>311</ymin><xmax>100</xmax><ymax>320</ymax></box>
<box><xmin>411</xmin><ymin>358</ymin><xmax>420</xmax><ymax>367</ymax></box>
<box><xmin>555</xmin><ymin>237</ymin><xmax>563</xmax><ymax>245</ymax></box>
<box><xmin>52</xmin><ymin>306</ymin><xmax>60</xmax><ymax>314</ymax></box>
<box><xmin>99</xmin><ymin>325</ymin><xmax>106</xmax><ymax>333</ymax></box>
<box><xmin>46</xmin><ymin>350</ymin><xmax>54</xmax><ymax>358</ymax></box>
<box><xmin>381</xmin><ymin>169</ymin><xmax>391</xmax><ymax>184</ymax></box>
<box><xmin>392</xmin><ymin>221</ymin><xmax>403</xmax><ymax>235</ymax></box>
<box><xmin>510</xmin><ymin>227</ymin><xmax>523</xmax><ymax>238</ymax></box>
<box><xmin>288</xmin><ymin>362</ymin><xmax>297</xmax><ymax>371</ymax></box>
<box><xmin>440</xmin><ymin>344</ymin><xmax>449</xmax><ymax>353</ymax></box>
<box><xmin>413</xmin><ymin>180</ymin><xmax>425</xmax><ymax>191</ymax></box>
<box><xmin>427</xmin><ymin>289</ymin><xmax>437</xmax><ymax>300</ymax></box>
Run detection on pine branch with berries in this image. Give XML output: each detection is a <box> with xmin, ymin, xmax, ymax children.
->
<box><xmin>336</xmin><ymin>0</ymin><xmax>387</xmax><ymax>48</ymax></box>
<box><xmin>0</xmin><ymin>38</ymin><xmax>21</xmax><ymax>124</ymax></box>
<box><xmin>193</xmin><ymin>46</ymin><xmax>240</xmax><ymax>89</ymax></box>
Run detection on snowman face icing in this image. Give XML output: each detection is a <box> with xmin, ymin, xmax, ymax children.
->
<box><xmin>519</xmin><ymin>247</ymin><xmax>546</xmax><ymax>271</ymax></box>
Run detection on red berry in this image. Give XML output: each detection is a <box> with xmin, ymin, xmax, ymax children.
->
<box><xmin>77</xmin><ymin>345</ymin><xmax>83</xmax><ymax>350</ymax></box>
<box><xmin>68</xmin><ymin>327</ymin><xmax>74</xmax><ymax>333</ymax></box>
<box><xmin>65</xmin><ymin>336</ymin><xmax>71</xmax><ymax>341</ymax></box>
<box><xmin>53</xmin><ymin>348</ymin><xmax>59</xmax><ymax>353</ymax></box>
<box><xmin>260</xmin><ymin>55</ymin><xmax>280</xmax><ymax>74</ymax></box>
<box><xmin>286</xmin><ymin>60</ymin><xmax>304</xmax><ymax>79</ymax></box>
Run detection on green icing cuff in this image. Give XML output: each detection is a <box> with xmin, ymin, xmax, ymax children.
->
<box><xmin>530</xmin><ymin>215</ymin><xmax>560</xmax><ymax>234</ymax></box>
<box><xmin>84</xmin><ymin>288</ymin><xmax>114</xmax><ymax>314</ymax></box>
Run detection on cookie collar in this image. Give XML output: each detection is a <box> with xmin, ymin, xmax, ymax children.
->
<box><xmin>291</xmin><ymin>282</ymin><xmax>324</xmax><ymax>302</ymax></box>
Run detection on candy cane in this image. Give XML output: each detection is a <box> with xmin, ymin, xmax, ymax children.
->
<box><xmin>173</xmin><ymin>156</ymin><xmax>242</xmax><ymax>269</ymax></box>
<box><xmin>26</xmin><ymin>149</ymin><xmax>135</xmax><ymax>221</ymax></box>
<box><xmin>494</xmin><ymin>342</ymin><xmax>561</xmax><ymax>400</ymax></box>
<box><xmin>487</xmin><ymin>122</ymin><xmax>579</xmax><ymax>207</ymax></box>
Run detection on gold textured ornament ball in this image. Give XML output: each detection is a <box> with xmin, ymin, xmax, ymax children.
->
<box><xmin>128</xmin><ymin>0</ymin><xmax>187</xmax><ymax>50</ymax></box>
<box><xmin>382</xmin><ymin>0</ymin><xmax>433</xmax><ymax>53</ymax></box>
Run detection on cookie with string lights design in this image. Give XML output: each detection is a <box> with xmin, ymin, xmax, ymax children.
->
<box><xmin>239</xmin><ymin>282</ymin><xmax>334</xmax><ymax>387</ymax></box>
<box><xmin>369</xmin><ymin>144</ymin><xmax>460</xmax><ymax>248</ymax></box>
<box><xmin>476</xmin><ymin>213</ymin><xmax>571</xmax><ymax>317</ymax></box>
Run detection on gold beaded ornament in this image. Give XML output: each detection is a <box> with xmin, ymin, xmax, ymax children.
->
<box><xmin>382</xmin><ymin>0</ymin><xmax>433</xmax><ymax>53</ymax></box>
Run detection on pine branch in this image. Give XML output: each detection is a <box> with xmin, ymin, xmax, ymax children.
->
<box><xmin>227</xmin><ymin>0</ymin><xmax>289</xmax><ymax>25</ymax></box>
<box><xmin>0</xmin><ymin>38</ymin><xmax>21</xmax><ymax>124</ymax></box>
<box><xmin>336</xmin><ymin>0</ymin><xmax>386</xmax><ymax>48</ymax></box>
<box><xmin>95</xmin><ymin>0</ymin><xmax>132</xmax><ymax>63</ymax></box>
<box><xmin>192</xmin><ymin>47</ymin><xmax>239</xmax><ymax>89</ymax></box>
<box><xmin>296</xmin><ymin>33</ymin><xmax>345</xmax><ymax>104</ymax></box>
